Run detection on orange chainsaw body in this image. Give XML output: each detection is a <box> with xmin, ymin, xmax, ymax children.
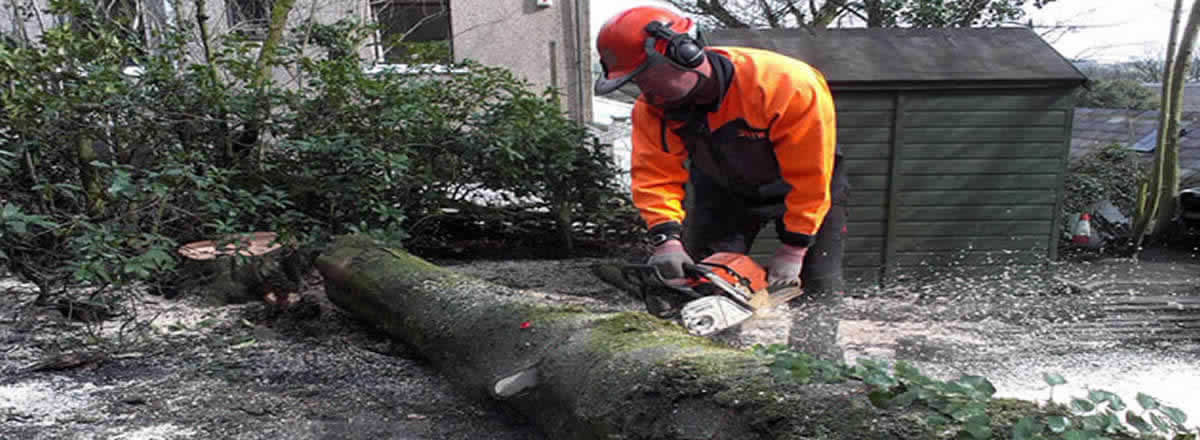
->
<box><xmin>692</xmin><ymin>252</ymin><xmax>769</xmax><ymax>296</ymax></box>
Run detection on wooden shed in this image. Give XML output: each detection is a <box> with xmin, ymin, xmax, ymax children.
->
<box><xmin>706</xmin><ymin>27</ymin><xmax>1089</xmax><ymax>287</ymax></box>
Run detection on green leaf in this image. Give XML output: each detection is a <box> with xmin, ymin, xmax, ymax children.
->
<box><xmin>1043</xmin><ymin>372</ymin><xmax>1067</xmax><ymax>386</ymax></box>
<box><xmin>963</xmin><ymin>414</ymin><xmax>992</xmax><ymax>439</ymax></box>
<box><xmin>1088</xmin><ymin>390</ymin><xmax>1125</xmax><ymax>411</ymax></box>
<box><xmin>868</xmin><ymin>390</ymin><xmax>893</xmax><ymax>408</ymax></box>
<box><xmin>1046</xmin><ymin>415</ymin><xmax>1070</xmax><ymax>433</ymax></box>
<box><xmin>1126</xmin><ymin>411</ymin><xmax>1154</xmax><ymax>434</ymax></box>
<box><xmin>889</xmin><ymin>389</ymin><xmax>918</xmax><ymax>408</ymax></box>
<box><xmin>1137</xmin><ymin>392</ymin><xmax>1160</xmax><ymax>410</ymax></box>
<box><xmin>958</xmin><ymin>375</ymin><xmax>997</xmax><ymax>398</ymax></box>
<box><xmin>926</xmin><ymin>414</ymin><xmax>952</xmax><ymax>426</ymax></box>
<box><xmin>1161</xmin><ymin>405</ymin><xmax>1188</xmax><ymax>425</ymax></box>
<box><xmin>1150</xmin><ymin>412</ymin><xmax>1171</xmax><ymax>432</ymax></box>
<box><xmin>8</xmin><ymin>220</ymin><xmax>27</xmax><ymax>234</ymax></box>
<box><xmin>952</xmin><ymin>403</ymin><xmax>988</xmax><ymax>423</ymax></box>
<box><xmin>1012</xmin><ymin>416</ymin><xmax>1040</xmax><ymax>440</ymax></box>
<box><xmin>1088</xmin><ymin>389</ymin><xmax>1110</xmax><ymax>404</ymax></box>
<box><xmin>1081</xmin><ymin>414</ymin><xmax>1106</xmax><ymax>431</ymax></box>
<box><xmin>1102</xmin><ymin>410</ymin><xmax>1124</xmax><ymax>433</ymax></box>
<box><xmin>1072</xmin><ymin>398</ymin><xmax>1096</xmax><ymax>412</ymax></box>
<box><xmin>863</xmin><ymin>370</ymin><xmax>897</xmax><ymax>388</ymax></box>
<box><xmin>1061</xmin><ymin>429</ymin><xmax>1094</xmax><ymax>440</ymax></box>
<box><xmin>1</xmin><ymin>203</ymin><xmax>16</xmax><ymax>218</ymax></box>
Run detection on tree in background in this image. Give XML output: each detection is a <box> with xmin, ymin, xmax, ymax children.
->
<box><xmin>1132</xmin><ymin>0</ymin><xmax>1200</xmax><ymax>251</ymax></box>
<box><xmin>663</xmin><ymin>0</ymin><xmax>1057</xmax><ymax>29</ymax></box>
<box><xmin>1072</xmin><ymin>78</ymin><xmax>1160</xmax><ymax>110</ymax></box>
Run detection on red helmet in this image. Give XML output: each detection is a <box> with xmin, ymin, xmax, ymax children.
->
<box><xmin>594</xmin><ymin>6</ymin><xmax>702</xmax><ymax>96</ymax></box>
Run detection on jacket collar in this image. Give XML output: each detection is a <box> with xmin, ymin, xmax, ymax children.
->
<box><xmin>663</xmin><ymin>50</ymin><xmax>734</xmax><ymax>122</ymax></box>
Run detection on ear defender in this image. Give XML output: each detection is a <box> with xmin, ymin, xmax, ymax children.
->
<box><xmin>644</xmin><ymin>21</ymin><xmax>705</xmax><ymax>68</ymax></box>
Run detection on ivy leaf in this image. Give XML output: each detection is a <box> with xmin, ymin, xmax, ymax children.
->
<box><xmin>1150</xmin><ymin>412</ymin><xmax>1171</xmax><ymax>432</ymax></box>
<box><xmin>1081</xmin><ymin>414</ymin><xmax>1105</xmax><ymax>431</ymax></box>
<box><xmin>963</xmin><ymin>414</ymin><xmax>992</xmax><ymax>439</ymax></box>
<box><xmin>8</xmin><ymin>219</ymin><xmax>28</xmax><ymax>234</ymax></box>
<box><xmin>1071</xmin><ymin>398</ymin><xmax>1095</xmax><ymax>412</ymax></box>
<box><xmin>1161</xmin><ymin>405</ymin><xmax>1188</xmax><ymax>425</ymax></box>
<box><xmin>1061</xmin><ymin>429</ymin><xmax>1094</xmax><ymax>440</ymax></box>
<box><xmin>1088</xmin><ymin>389</ymin><xmax>1110</xmax><ymax>404</ymax></box>
<box><xmin>1103</xmin><ymin>410</ymin><xmax>1124</xmax><ymax>434</ymax></box>
<box><xmin>889</xmin><ymin>389</ymin><xmax>918</xmax><ymax>408</ymax></box>
<box><xmin>863</xmin><ymin>370</ymin><xmax>897</xmax><ymax>388</ymax></box>
<box><xmin>926</xmin><ymin>414</ymin><xmax>951</xmax><ymax>427</ymax></box>
<box><xmin>958</xmin><ymin>375</ymin><xmax>997</xmax><ymax>398</ymax></box>
<box><xmin>1136</xmin><ymin>392</ymin><xmax>1159</xmax><ymax>410</ymax></box>
<box><xmin>1011</xmin><ymin>416</ymin><xmax>1040</xmax><ymax>440</ymax></box>
<box><xmin>1126</xmin><ymin>411</ymin><xmax>1154</xmax><ymax>434</ymax></box>
<box><xmin>868</xmin><ymin>390</ymin><xmax>893</xmax><ymax>408</ymax></box>
<box><xmin>1046</xmin><ymin>415</ymin><xmax>1070</xmax><ymax>433</ymax></box>
<box><xmin>1043</xmin><ymin>372</ymin><xmax>1067</xmax><ymax>386</ymax></box>
<box><xmin>1088</xmin><ymin>390</ymin><xmax>1125</xmax><ymax>411</ymax></box>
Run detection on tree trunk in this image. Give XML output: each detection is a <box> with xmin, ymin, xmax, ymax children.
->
<box><xmin>1152</xmin><ymin>0</ymin><xmax>1200</xmax><ymax>239</ymax></box>
<box><xmin>554</xmin><ymin>199</ymin><xmax>574</xmax><ymax>257</ymax></box>
<box><xmin>863</xmin><ymin>0</ymin><xmax>888</xmax><ymax>27</ymax></box>
<box><xmin>238</xmin><ymin>0</ymin><xmax>297</xmax><ymax>167</ymax></box>
<box><xmin>1132</xmin><ymin>0</ymin><xmax>1184</xmax><ymax>249</ymax></box>
<box><xmin>174</xmin><ymin>232</ymin><xmax>311</xmax><ymax>305</ymax></box>
<box><xmin>315</xmin><ymin>234</ymin><xmax>1044</xmax><ymax>439</ymax></box>
<box><xmin>77</xmin><ymin>136</ymin><xmax>105</xmax><ymax>217</ymax></box>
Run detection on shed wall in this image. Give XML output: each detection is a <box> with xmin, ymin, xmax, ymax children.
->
<box><xmin>748</xmin><ymin>88</ymin><xmax>1075</xmax><ymax>288</ymax></box>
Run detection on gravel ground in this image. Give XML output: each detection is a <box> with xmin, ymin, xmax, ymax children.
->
<box><xmin>0</xmin><ymin>277</ymin><xmax>545</xmax><ymax>440</ymax></box>
<box><xmin>2</xmin><ymin>253</ymin><xmax>1199</xmax><ymax>439</ymax></box>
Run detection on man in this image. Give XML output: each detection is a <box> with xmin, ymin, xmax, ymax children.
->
<box><xmin>595</xmin><ymin>6</ymin><xmax>848</xmax><ymax>296</ymax></box>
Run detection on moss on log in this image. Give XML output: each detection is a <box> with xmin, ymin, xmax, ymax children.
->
<box><xmin>316</xmin><ymin>234</ymin><xmax>1040</xmax><ymax>439</ymax></box>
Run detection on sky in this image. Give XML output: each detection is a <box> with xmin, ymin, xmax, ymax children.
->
<box><xmin>590</xmin><ymin>0</ymin><xmax>1180</xmax><ymax>64</ymax></box>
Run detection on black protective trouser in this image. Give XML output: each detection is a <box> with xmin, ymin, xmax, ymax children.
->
<box><xmin>681</xmin><ymin>155</ymin><xmax>849</xmax><ymax>296</ymax></box>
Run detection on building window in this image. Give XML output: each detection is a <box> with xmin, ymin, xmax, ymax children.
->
<box><xmin>370</xmin><ymin>0</ymin><xmax>451</xmax><ymax>64</ymax></box>
<box><xmin>226</xmin><ymin>0</ymin><xmax>271</xmax><ymax>39</ymax></box>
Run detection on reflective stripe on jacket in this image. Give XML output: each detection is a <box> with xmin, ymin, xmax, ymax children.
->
<box><xmin>630</xmin><ymin>46</ymin><xmax>838</xmax><ymax>247</ymax></box>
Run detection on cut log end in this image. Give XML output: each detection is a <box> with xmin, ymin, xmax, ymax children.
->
<box><xmin>492</xmin><ymin>367</ymin><xmax>540</xmax><ymax>399</ymax></box>
<box><xmin>177</xmin><ymin>232</ymin><xmax>285</xmax><ymax>260</ymax></box>
<box><xmin>172</xmin><ymin>232</ymin><xmax>312</xmax><ymax>306</ymax></box>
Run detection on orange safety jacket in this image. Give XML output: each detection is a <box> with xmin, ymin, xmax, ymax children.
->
<box><xmin>630</xmin><ymin>46</ymin><xmax>838</xmax><ymax>248</ymax></box>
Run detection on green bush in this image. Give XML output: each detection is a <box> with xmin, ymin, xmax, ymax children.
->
<box><xmin>0</xmin><ymin>6</ymin><xmax>629</xmax><ymax>305</ymax></box>
<box><xmin>1060</xmin><ymin>143</ymin><xmax>1146</xmax><ymax>246</ymax></box>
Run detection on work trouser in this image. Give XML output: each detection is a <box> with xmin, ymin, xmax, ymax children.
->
<box><xmin>681</xmin><ymin>155</ymin><xmax>849</xmax><ymax>296</ymax></box>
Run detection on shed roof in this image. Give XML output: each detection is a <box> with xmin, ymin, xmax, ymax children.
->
<box><xmin>704</xmin><ymin>27</ymin><xmax>1088</xmax><ymax>87</ymax></box>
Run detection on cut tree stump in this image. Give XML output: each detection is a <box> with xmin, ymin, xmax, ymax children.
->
<box><xmin>317</xmin><ymin>234</ymin><xmax>1060</xmax><ymax>439</ymax></box>
<box><xmin>176</xmin><ymin>232</ymin><xmax>309</xmax><ymax>305</ymax></box>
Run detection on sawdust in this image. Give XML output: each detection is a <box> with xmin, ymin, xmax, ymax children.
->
<box><xmin>106</xmin><ymin>424</ymin><xmax>198</xmax><ymax>440</ymax></box>
<box><xmin>0</xmin><ymin>378</ymin><xmax>107</xmax><ymax>425</ymax></box>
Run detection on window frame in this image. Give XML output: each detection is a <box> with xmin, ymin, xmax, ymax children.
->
<box><xmin>367</xmin><ymin>0</ymin><xmax>455</xmax><ymax>71</ymax></box>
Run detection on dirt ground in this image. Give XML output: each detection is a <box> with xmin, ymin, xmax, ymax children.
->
<box><xmin>3</xmin><ymin>249</ymin><xmax>1199</xmax><ymax>439</ymax></box>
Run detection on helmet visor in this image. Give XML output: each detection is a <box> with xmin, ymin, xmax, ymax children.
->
<box><xmin>594</xmin><ymin>36</ymin><xmax>698</xmax><ymax>96</ymax></box>
<box><xmin>632</xmin><ymin>59</ymin><xmax>703</xmax><ymax>108</ymax></box>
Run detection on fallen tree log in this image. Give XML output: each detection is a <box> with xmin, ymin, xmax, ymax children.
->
<box><xmin>316</xmin><ymin>234</ymin><xmax>1039</xmax><ymax>439</ymax></box>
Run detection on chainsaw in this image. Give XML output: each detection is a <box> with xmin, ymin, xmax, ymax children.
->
<box><xmin>621</xmin><ymin>252</ymin><xmax>804</xmax><ymax>336</ymax></box>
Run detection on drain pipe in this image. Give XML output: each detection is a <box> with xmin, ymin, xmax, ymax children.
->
<box><xmin>572</xmin><ymin>0</ymin><xmax>589</xmax><ymax>124</ymax></box>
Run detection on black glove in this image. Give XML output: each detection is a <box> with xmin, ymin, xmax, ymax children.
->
<box><xmin>648</xmin><ymin>238</ymin><xmax>693</xmax><ymax>283</ymax></box>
